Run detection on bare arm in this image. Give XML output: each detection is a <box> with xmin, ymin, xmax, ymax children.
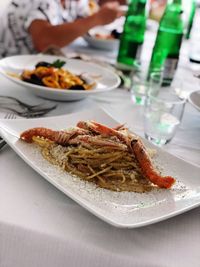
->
<box><xmin>29</xmin><ymin>2</ymin><xmax>122</xmax><ymax>52</ymax></box>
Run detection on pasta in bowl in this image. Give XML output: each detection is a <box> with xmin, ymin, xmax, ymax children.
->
<box><xmin>21</xmin><ymin>59</ymin><xmax>96</xmax><ymax>91</ymax></box>
<box><xmin>0</xmin><ymin>55</ymin><xmax>120</xmax><ymax>101</ymax></box>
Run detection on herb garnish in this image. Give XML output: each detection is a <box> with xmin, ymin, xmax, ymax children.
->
<box><xmin>51</xmin><ymin>59</ymin><xmax>66</xmax><ymax>68</ymax></box>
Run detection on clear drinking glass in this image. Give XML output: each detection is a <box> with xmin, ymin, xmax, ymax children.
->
<box><xmin>148</xmin><ymin>71</ymin><xmax>163</xmax><ymax>96</ymax></box>
<box><xmin>144</xmin><ymin>82</ymin><xmax>186</xmax><ymax>146</ymax></box>
<box><xmin>130</xmin><ymin>61</ymin><xmax>162</xmax><ymax>105</ymax></box>
<box><xmin>130</xmin><ymin>61</ymin><xmax>149</xmax><ymax>105</ymax></box>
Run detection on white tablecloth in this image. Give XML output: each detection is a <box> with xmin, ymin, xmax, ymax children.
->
<box><xmin>1</xmin><ymin>27</ymin><xmax>200</xmax><ymax>267</ymax></box>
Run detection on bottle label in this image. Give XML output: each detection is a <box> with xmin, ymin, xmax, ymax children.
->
<box><xmin>163</xmin><ymin>58</ymin><xmax>178</xmax><ymax>81</ymax></box>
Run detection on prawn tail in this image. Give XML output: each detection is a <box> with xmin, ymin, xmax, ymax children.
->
<box><xmin>148</xmin><ymin>174</ymin><xmax>176</xmax><ymax>189</ymax></box>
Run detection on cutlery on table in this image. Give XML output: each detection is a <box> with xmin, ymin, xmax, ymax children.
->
<box><xmin>0</xmin><ymin>106</ymin><xmax>57</xmax><ymax>118</ymax></box>
<box><xmin>0</xmin><ymin>96</ymin><xmax>57</xmax><ymax>114</ymax></box>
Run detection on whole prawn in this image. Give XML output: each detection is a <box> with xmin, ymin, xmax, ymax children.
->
<box><xmin>20</xmin><ymin>127</ymin><xmax>88</xmax><ymax>144</ymax></box>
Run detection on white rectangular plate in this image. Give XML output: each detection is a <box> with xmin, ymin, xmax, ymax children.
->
<box><xmin>0</xmin><ymin>108</ymin><xmax>200</xmax><ymax>228</ymax></box>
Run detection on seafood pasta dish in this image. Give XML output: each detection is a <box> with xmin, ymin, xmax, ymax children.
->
<box><xmin>21</xmin><ymin>60</ymin><xmax>95</xmax><ymax>90</ymax></box>
<box><xmin>20</xmin><ymin>121</ymin><xmax>176</xmax><ymax>193</ymax></box>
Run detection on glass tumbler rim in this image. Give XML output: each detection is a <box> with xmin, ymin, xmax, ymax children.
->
<box><xmin>147</xmin><ymin>89</ymin><xmax>186</xmax><ymax>105</ymax></box>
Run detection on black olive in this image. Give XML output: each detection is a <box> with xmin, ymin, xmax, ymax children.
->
<box><xmin>22</xmin><ymin>74</ymin><xmax>44</xmax><ymax>86</ymax></box>
<box><xmin>35</xmin><ymin>61</ymin><xmax>51</xmax><ymax>68</ymax></box>
<box><xmin>30</xmin><ymin>74</ymin><xmax>44</xmax><ymax>86</ymax></box>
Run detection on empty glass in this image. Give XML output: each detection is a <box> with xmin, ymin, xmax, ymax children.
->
<box><xmin>144</xmin><ymin>82</ymin><xmax>186</xmax><ymax>146</ymax></box>
<box><xmin>130</xmin><ymin>61</ymin><xmax>149</xmax><ymax>105</ymax></box>
<box><xmin>130</xmin><ymin>61</ymin><xmax>162</xmax><ymax>105</ymax></box>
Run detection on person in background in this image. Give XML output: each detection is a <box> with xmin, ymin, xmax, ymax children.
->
<box><xmin>0</xmin><ymin>0</ymin><xmax>124</xmax><ymax>58</ymax></box>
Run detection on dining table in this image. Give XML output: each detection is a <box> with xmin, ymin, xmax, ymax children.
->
<box><xmin>0</xmin><ymin>17</ymin><xmax>200</xmax><ymax>267</ymax></box>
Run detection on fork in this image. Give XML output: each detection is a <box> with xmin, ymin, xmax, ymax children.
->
<box><xmin>0</xmin><ymin>96</ymin><xmax>45</xmax><ymax>109</ymax></box>
<box><xmin>0</xmin><ymin>96</ymin><xmax>57</xmax><ymax>116</ymax></box>
<box><xmin>0</xmin><ymin>95</ymin><xmax>57</xmax><ymax>111</ymax></box>
<box><xmin>0</xmin><ymin>104</ymin><xmax>57</xmax><ymax>118</ymax></box>
<box><xmin>4</xmin><ymin>113</ymin><xmax>17</xmax><ymax>119</ymax></box>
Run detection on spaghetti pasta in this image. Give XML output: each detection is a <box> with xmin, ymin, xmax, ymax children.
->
<box><xmin>33</xmin><ymin>136</ymin><xmax>154</xmax><ymax>192</ymax></box>
<box><xmin>20</xmin><ymin>121</ymin><xmax>176</xmax><ymax>192</ymax></box>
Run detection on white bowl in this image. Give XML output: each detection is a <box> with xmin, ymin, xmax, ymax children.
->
<box><xmin>84</xmin><ymin>27</ymin><xmax>120</xmax><ymax>51</ymax></box>
<box><xmin>188</xmin><ymin>90</ymin><xmax>200</xmax><ymax>112</ymax></box>
<box><xmin>0</xmin><ymin>54</ymin><xmax>120</xmax><ymax>101</ymax></box>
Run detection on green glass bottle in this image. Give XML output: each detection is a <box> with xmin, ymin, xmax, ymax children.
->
<box><xmin>148</xmin><ymin>0</ymin><xmax>184</xmax><ymax>82</ymax></box>
<box><xmin>117</xmin><ymin>0</ymin><xmax>147</xmax><ymax>69</ymax></box>
<box><xmin>185</xmin><ymin>0</ymin><xmax>196</xmax><ymax>39</ymax></box>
